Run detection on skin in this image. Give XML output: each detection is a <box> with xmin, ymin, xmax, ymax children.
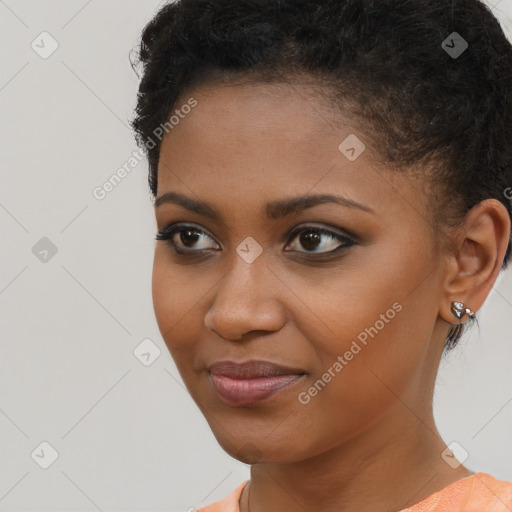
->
<box><xmin>151</xmin><ymin>80</ymin><xmax>511</xmax><ymax>512</ymax></box>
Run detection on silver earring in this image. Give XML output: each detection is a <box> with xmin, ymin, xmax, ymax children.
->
<box><xmin>450</xmin><ymin>301</ymin><xmax>476</xmax><ymax>322</ymax></box>
<box><xmin>446</xmin><ymin>301</ymin><xmax>476</xmax><ymax>349</ymax></box>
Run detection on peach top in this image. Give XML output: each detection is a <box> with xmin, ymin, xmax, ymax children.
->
<box><xmin>197</xmin><ymin>472</ymin><xmax>512</xmax><ymax>512</ymax></box>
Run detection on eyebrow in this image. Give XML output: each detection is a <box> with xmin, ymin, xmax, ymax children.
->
<box><xmin>154</xmin><ymin>191</ymin><xmax>374</xmax><ymax>221</ymax></box>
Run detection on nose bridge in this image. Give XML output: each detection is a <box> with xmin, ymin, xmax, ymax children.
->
<box><xmin>204</xmin><ymin>248</ymin><xmax>284</xmax><ymax>340</ymax></box>
<box><xmin>225</xmin><ymin>246</ymin><xmax>269</xmax><ymax>297</ymax></box>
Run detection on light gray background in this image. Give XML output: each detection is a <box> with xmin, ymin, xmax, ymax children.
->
<box><xmin>0</xmin><ymin>1</ymin><xmax>511</xmax><ymax>511</ymax></box>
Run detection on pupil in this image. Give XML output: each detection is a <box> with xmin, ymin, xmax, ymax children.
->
<box><xmin>181</xmin><ymin>229</ymin><xmax>200</xmax><ymax>247</ymax></box>
<box><xmin>301</xmin><ymin>232</ymin><xmax>320</xmax><ymax>251</ymax></box>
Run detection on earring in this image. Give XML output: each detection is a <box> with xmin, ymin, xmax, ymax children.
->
<box><xmin>446</xmin><ymin>301</ymin><xmax>476</xmax><ymax>350</ymax></box>
<box><xmin>450</xmin><ymin>301</ymin><xmax>476</xmax><ymax>322</ymax></box>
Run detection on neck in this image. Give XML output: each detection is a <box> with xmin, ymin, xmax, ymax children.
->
<box><xmin>240</xmin><ymin>402</ymin><xmax>473</xmax><ymax>512</ymax></box>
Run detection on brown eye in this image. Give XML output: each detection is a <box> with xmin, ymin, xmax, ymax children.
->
<box><xmin>179</xmin><ymin>228</ymin><xmax>202</xmax><ymax>248</ymax></box>
<box><xmin>285</xmin><ymin>226</ymin><xmax>355</xmax><ymax>254</ymax></box>
<box><xmin>156</xmin><ymin>224</ymin><xmax>220</xmax><ymax>253</ymax></box>
<box><xmin>299</xmin><ymin>231</ymin><xmax>322</xmax><ymax>251</ymax></box>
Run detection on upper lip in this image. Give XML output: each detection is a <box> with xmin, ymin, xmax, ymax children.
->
<box><xmin>208</xmin><ymin>360</ymin><xmax>307</xmax><ymax>379</ymax></box>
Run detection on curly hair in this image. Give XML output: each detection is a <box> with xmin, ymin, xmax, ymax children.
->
<box><xmin>130</xmin><ymin>0</ymin><xmax>512</xmax><ymax>351</ymax></box>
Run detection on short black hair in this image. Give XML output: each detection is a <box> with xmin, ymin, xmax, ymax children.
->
<box><xmin>130</xmin><ymin>0</ymin><xmax>512</xmax><ymax>349</ymax></box>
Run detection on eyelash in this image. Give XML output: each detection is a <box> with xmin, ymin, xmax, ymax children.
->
<box><xmin>155</xmin><ymin>223</ymin><xmax>357</xmax><ymax>258</ymax></box>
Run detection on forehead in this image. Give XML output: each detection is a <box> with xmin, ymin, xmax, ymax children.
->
<box><xmin>161</xmin><ymin>80</ymin><xmax>359</xmax><ymax>157</ymax></box>
<box><xmin>156</xmin><ymin>81</ymin><xmax>426</xmax><ymax>223</ymax></box>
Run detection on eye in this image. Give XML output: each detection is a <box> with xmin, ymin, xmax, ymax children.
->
<box><xmin>284</xmin><ymin>225</ymin><xmax>355</xmax><ymax>255</ymax></box>
<box><xmin>156</xmin><ymin>222</ymin><xmax>357</xmax><ymax>258</ymax></box>
<box><xmin>155</xmin><ymin>224</ymin><xmax>220</xmax><ymax>254</ymax></box>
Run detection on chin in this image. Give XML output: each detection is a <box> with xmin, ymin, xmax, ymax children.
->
<box><xmin>212</xmin><ymin>430</ymin><xmax>308</xmax><ymax>465</ymax></box>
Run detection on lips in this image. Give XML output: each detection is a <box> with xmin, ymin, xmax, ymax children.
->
<box><xmin>207</xmin><ymin>360</ymin><xmax>307</xmax><ymax>406</ymax></box>
<box><xmin>208</xmin><ymin>360</ymin><xmax>306</xmax><ymax>378</ymax></box>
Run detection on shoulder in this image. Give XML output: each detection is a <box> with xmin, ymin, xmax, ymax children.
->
<box><xmin>196</xmin><ymin>481</ymin><xmax>249</xmax><ymax>512</ymax></box>
<box><xmin>402</xmin><ymin>472</ymin><xmax>512</xmax><ymax>511</ymax></box>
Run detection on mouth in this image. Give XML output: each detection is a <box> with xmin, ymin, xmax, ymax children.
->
<box><xmin>207</xmin><ymin>360</ymin><xmax>307</xmax><ymax>406</ymax></box>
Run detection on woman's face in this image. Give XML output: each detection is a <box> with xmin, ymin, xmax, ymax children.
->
<box><xmin>152</xmin><ymin>81</ymin><xmax>450</xmax><ymax>463</ymax></box>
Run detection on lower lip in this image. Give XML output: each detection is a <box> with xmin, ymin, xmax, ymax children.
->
<box><xmin>209</xmin><ymin>372</ymin><xmax>306</xmax><ymax>406</ymax></box>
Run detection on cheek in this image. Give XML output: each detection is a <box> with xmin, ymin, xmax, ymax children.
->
<box><xmin>285</xmin><ymin>248</ymin><xmax>412</xmax><ymax>359</ymax></box>
<box><xmin>292</xmin><ymin>298</ymin><xmax>433</xmax><ymax>458</ymax></box>
<box><xmin>151</xmin><ymin>249</ymin><xmax>205</xmax><ymax>354</ymax></box>
<box><xmin>152</xmin><ymin>250</ymin><xmax>174</xmax><ymax>337</ymax></box>
<box><xmin>290</xmin><ymin>245</ymin><xmax>439</xmax><ymax>425</ymax></box>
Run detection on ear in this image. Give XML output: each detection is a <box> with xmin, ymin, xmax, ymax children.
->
<box><xmin>439</xmin><ymin>199</ymin><xmax>511</xmax><ymax>323</ymax></box>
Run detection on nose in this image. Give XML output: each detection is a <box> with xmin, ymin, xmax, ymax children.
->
<box><xmin>203</xmin><ymin>252</ymin><xmax>286</xmax><ymax>341</ymax></box>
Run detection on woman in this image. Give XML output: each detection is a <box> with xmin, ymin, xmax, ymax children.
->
<box><xmin>130</xmin><ymin>0</ymin><xmax>512</xmax><ymax>510</ymax></box>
